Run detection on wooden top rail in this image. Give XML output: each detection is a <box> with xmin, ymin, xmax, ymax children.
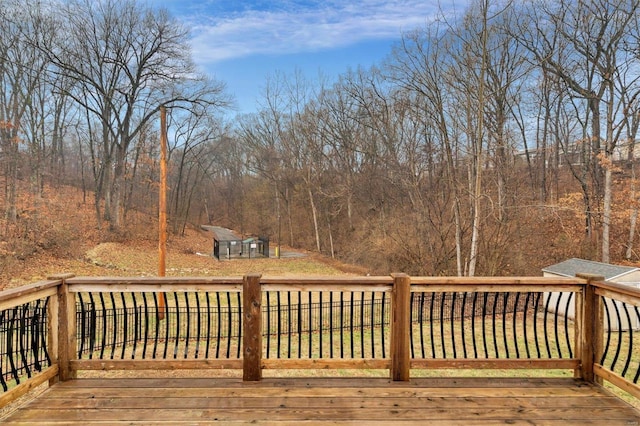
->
<box><xmin>259</xmin><ymin>276</ymin><xmax>395</xmax><ymax>285</ymax></box>
<box><xmin>65</xmin><ymin>276</ymin><xmax>244</xmax><ymax>293</ymax></box>
<box><xmin>410</xmin><ymin>276</ymin><xmax>586</xmax><ymax>293</ymax></box>
<box><xmin>592</xmin><ymin>279</ymin><xmax>640</xmax><ymax>306</ymax></box>
<box><xmin>260</xmin><ymin>276</ymin><xmax>393</xmax><ymax>292</ymax></box>
<box><xmin>61</xmin><ymin>275</ymin><xmax>589</xmax><ymax>292</ymax></box>
<box><xmin>411</xmin><ymin>276</ymin><xmax>587</xmax><ymax>284</ymax></box>
<box><xmin>0</xmin><ymin>279</ymin><xmax>62</xmax><ymax>311</ymax></box>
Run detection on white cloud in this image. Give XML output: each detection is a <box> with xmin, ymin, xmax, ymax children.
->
<box><xmin>182</xmin><ymin>0</ymin><xmax>462</xmax><ymax>63</ymax></box>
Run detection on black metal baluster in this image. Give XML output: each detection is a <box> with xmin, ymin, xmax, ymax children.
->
<box><xmin>120</xmin><ymin>293</ymin><xmax>128</xmax><ymax>359</ymax></box>
<box><xmin>543</xmin><ymin>292</ymin><xmax>552</xmax><ymax>358</ymax></box>
<box><xmin>266</xmin><ymin>291</ymin><xmax>271</xmax><ymax>358</ymax></box>
<box><xmin>481</xmin><ymin>292</ymin><xmax>489</xmax><ymax>358</ymax></box>
<box><xmin>18</xmin><ymin>304</ymin><xmax>30</xmax><ymax>378</ymax></box>
<box><xmin>31</xmin><ymin>301</ymin><xmax>42</xmax><ymax>371</ymax></box>
<box><xmin>287</xmin><ymin>291</ymin><xmax>292</xmax><ymax>359</ymax></box>
<box><xmin>329</xmin><ymin>292</ymin><xmax>334</xmax><ymax>359</ymax></box>
<box><xmin>430</xmin><ymin>292</ymin><xmax>437</xmax><ymax>358</ymax></box>
<box><xmin>308</xmin><ymin>292</ymin><xmax>313</xmax><ymax>358</ymax></box>
<box><xmin>225</xmin><ymin>292</ymin><xmax>232</xmax><ymax>358</ymax></box>
<box><xmin>410</xmin><ymin>292</ymin><xmax>415</xmax><ymax>359</ymax></box>
<box><xmin>205</xmin><ymin>292</ymin><xmax>212</xmax><ymax>359</ymax></box>
<box><xmin>78</xmin><ymin>293</ymin><xmax>87</xmax><ymax>357</ymax></box>
<box><xmin>7</xmin><ymin>307</ymin><xmax>19</xmax><ymax>385</ymax></box>
<box><xmin>633</xmin><ymin>306</ymin><xmax>640</xmax><ymax>384</ymax></box>
<box><xmin>621</xmin><ymin>302</ymin><xmax>633</xmax><ymax>378</ymax></box>
<box><xmin>461</xmin><ymin>292</ymin><xmax>468</xmax><ymax>358</ymax></box>
<box><xmin>152</xmin><ymin>293</ymin><xmax>160</xmax><ymax>359</ymax></box>
<box><xmin>142</xmin><ymin>293</ymin><xmax>149</xmax><ymax>359</ymax></box>
<box><xmin>184</xmin><ymin>292</ymin><xmax>190</xmax><ymax>359</ymax></box>
<box><xmin>381</xmin><ymin>292</ymin><xmax>387</xmax><ymax>358</ymax></box>
<box><xmin>131</xmin><ymin>292</ymin><xmax>139</xmax><ymax>359</ymax></box>
<box><xmin>42</xmin><ymin>298</ymin><xmax>52</xmax><ymax>367</ymax></box>
<box><xmin>163</xmin><ymin>293</ymin><xmax>170</xmax><ymax>359</ymax></box>
<box><xmin>277</xmin><ymin>292</ymin><xmax>282</xmax><ymax>358</ymax></box>
<box><xmin>215</xmin><ymin>292</ymin><xmax>221</xmax><ymax>359</ymax></box>
<box><xmin>88</xmin><ymin>293</ymin><xmax>97</xmax><ymax>359</ymax></box>
<box><xmin>471</xmin><ymin>292</ymin><xmax>478</xmax><ymax>358</ymax></box>
<box><xmin>99</xmin><ymin>293</ymin><xmax>107</xmax><ymax>359</ymax></box>
<box><xmin>533</xmin><ymin>292</ymin><xmax>542</xmax><ymax>358</ymax></box>
<box><xmin>297</xmin><ymin>291</ymin><xmax>302</xmax><ymax>358</ymax></box>
<box><xmin>418</xmin><ymin>292</ymin><xmax>425</xmax><ymax>359</ymax></box>
<box><xmin>319</xmin><ymin>292</ymin><xmax>323</xmax><ymax>358</ymax></box>
<box><xmin>600</xmin><ymin>297</ymin><xmax>612</xmax><ymax>365</ymax></box>
<box><xmin>610</xmin><ymin>299</ymin><xmax>623</xmax><ymax>371</ymax></box>
<box><xmin>236</xmin><ymin>292</ymin><xmax>242</xmax><ymax>359</ymax></box>
<box><xmin>349</xmin><ymin>292</ymin><xmax>354</xmax><ymax>358</ymax></box>
<box><xmin>0</xmin><ymin>310</ymin><xmax>8</xmax><ymax>392</ymax></box>
<box><xmin>523</xmin><ymin>292</ymin><xmax>531</xmax><ymax>358</ymax></box>
<box><xmin>502</xmin><ymin>293</ymin><xmax>509</xmax><ymax>359</ymax></box>
<box><xmin>492</xmin><ymin>293</ymin><xmax>500</xmax><ymax>358</ymax></box>
<box><xmin>110</xmin><ymin>292</ymin><xmax>117</xmax><ymax>360</ymax></box>
<box><xmin>451</xmin><ymin>292</ymin><xmax>457</xmax><ymax>359</ymax></box>
<box><xmin>370</xmin><ymin>293</ymin><xmax>375</xmax><ymax>358</ymax></box>
<box><xmin>564</xmin><ymin>292</ymin><xmax>573</xmax><ymax>358</ymax></box>
<box><xmin>173</xmin><ymin>292</ymin><xmax>181</xmax><ymax>359</ymax></box>
<box><xmin>440</xmin><ymin>292</ymin><xmax>446</xmax><ymax>358</ymax></box>
<box><xmin>195</xmin><ymin>292</ymin><xmax>201</xmax><ymax>359</ymax></box>
<box><xmin>553</xmin><ymin>292</ymin><xmax>563</xmax><ymax>358</ymax></box>
<box><xmin>360</xmin><ymin>292</ymin><xmax>365</xmax><ymax>358</ymax></box>
<box><xmin>340</xmin><ymin>292</ymin><xmax>344</xmax><ymax>359</ymax></box>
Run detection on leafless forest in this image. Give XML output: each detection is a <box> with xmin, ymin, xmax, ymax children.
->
<box><xmin>2</xmin><ymin>0</ymin><xmax>640</xmax><ymax>277</ymax></box>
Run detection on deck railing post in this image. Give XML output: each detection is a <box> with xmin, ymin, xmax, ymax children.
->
<box><xmin>49</xmin><ymin>274</ymin><xmax>77</xmax><ymax>382</ymax></box>
<box><xmin>47</xmin><ymin>280</ymin><xmax>61</xmax><ymax>385</ymax></box>
<box><xmin>576</xmin><ymin>273</ymin><xmax>604</xmax><ymax>383</ymax></box>
<box><xmin>243</xmin><ymin>273</ymin><xmax>262</xmax><ymax>381</ymax></box>
<box><xmin>390</xmin><ymin>273</ymin><xmax>411</xmax><ymax>381</ymax></box>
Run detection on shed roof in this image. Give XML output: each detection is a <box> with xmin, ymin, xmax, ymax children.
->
<box><xmin>542</xmin><ymin>258</ymin><xmax>639</xmax><ymax>280</ymax></box>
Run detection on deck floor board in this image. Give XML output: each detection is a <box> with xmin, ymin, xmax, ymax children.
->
<box><xmin>2</xmin><ymin>377</ymin><xmax>639</xmax><ymax>425</ymax></box>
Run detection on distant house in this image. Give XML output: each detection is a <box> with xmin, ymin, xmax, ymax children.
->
<box><xmin>542</xmin><ymin>258</ymin><xmax>640</xmax><ymax>331</ymax></box>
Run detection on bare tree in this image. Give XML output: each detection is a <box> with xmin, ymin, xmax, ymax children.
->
<box><xmin>516</xmin><ymin>0</ymin><xmax>640</xmax><ymax>262</ymax></box>
<box><xmin>0</xmin><ymin>0</ymin><xmax>54</xmax><ymax>222</ymax></box>
<box><xmin>36</xmin><ymin>0</ymin><xmax>228</xmax><ymax>231</ymax></box>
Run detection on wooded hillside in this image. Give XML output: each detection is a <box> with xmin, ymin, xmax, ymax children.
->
<box><xmin>2</xmin><ymin>0</ymin><xmax>640</xmax><ymax>281</ymax></box>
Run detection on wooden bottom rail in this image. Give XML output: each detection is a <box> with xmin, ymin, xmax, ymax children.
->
<box><xmin>411</xmin><ymin>359</ymin><xmax>580</xmax><ymax>370</ymax></box>
<box><xmin>0</xmin><ymin>366</ymin><xmax>59</xmax><ymax>408</ymax></box>
<box><xmin>261</xmin><ymin>359</ymin><xmax>390</xmax><ymax>370</ymax></box>
<box><xmin>70</xmin><ymin>359</ymin><xmax>243</xmax><ymax>371</ymax></box>
<box><xmin>594</xmin><ymin>364</ymin><xmax>640</xmax><ymax>401</ymax></box>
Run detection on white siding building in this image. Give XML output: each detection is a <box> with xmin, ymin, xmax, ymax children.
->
<box><xmin>542</xmin><ymin>258</ymin><xmax>640</xmax><ymax>331</ymax></box>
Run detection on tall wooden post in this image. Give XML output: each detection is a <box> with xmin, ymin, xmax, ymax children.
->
<box><xmin>158</xmin><ymin>105</ymin><xmax>167</xmax><ymax>318</ymax></box>
<box><xmin>576</xmin><ymin>273</ymin><xmax>604</xmax><ymax>383</ymax></box>
<box><xmin>390</xmin><ymin>273</ymin><xmax>411</xmax><ymax>381</ymax></box>
<box><xmin>243</xmin><ymin>274</ymin><xmax>263</xmax><ymax>381</ymax></box>
<box><xmin>47</xmin><ymin>274</ymin><xmax>75</xmax><ymax>384</ymax></box>
<box><xmin>50</xmin><ymin>274</ymin><xmax>77</xmax><ymax>381</ymax></box>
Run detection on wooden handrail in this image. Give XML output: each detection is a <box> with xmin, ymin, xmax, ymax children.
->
<box><xmin>0</xmin><ymin>279</ymin><xmax>61</xmax><ymax>311</ymax></box>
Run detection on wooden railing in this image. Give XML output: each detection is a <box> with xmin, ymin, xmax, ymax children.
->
<box><xmin>1</xmin><ymin>273</ymin><xmax>639</xmax><ymax>408</ymax></box>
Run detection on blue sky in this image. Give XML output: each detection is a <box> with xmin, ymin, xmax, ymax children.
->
<box><xmin>151</xmin><ymin>0</ymin><xmax>468</xmax><ymax>115</ymax></box>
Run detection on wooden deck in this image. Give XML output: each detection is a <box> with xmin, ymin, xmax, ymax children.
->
<box><xmin>2</xmin><ymin>377</ymin><xmax>639</xmax><ymax>425</ymax></box>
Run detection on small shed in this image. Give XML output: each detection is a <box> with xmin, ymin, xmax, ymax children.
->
<box><xmin>204</xmin><ymin>226</ymin><xmax>269</xmax><ymax>260</ymax></box>
<box><xmin>543</xmin><ymin>258</ymin><xmax>640</xmax><ymax>330</ymax></box>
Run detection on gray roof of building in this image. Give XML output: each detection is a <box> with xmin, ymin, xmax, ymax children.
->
<box><xmin>542</xmin><ymin>258</ymin><xmax>639</xmax><ymax>280</ymax></box>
